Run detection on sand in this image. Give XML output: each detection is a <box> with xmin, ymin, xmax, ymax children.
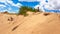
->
<box><xmin>0</xmin><ymin>12</ymin><xmax>60</xmax><ymax>34</ymax></box>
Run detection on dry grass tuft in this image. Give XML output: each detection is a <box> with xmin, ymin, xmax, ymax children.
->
<box><xmin>43</xmin><ymin>13</ymin><xmax>50</xmax><ymax>16</ymax></box>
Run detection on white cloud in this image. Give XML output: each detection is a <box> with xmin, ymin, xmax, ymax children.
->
<box><xmin>0</xmin><ymin>4</ymin><xmax>6</xmax><ymax>7</ymax></box>
<box><xmin>0</xmin><ymin>0</ymin><xmax>8</xmax><ymax>5</ymax></box>
<box><xmin>34</xmin><ymin>0</ymin><xmax>60</xmax><ymax>12</ymax></box>
<box><xmin>14</xmin><ymin>3</ymin><xmax>22</xmax><ymax>8</ymax></box>
<box><xmin>34</xmin><ymin>5</ymin><xmax>45</xmax><ymax>11</ymax></box>
<box><xmin>48</xmin><ymin>0</ymin><xmax>60</xmax><ymax>9</ymax></box>
<box><xmin>18</xmin><ymin>0</ymin><xmax>46</xmax><ymax>2</ymax></box>
<box><xmin>19</xmin><ymin>0</ymin><xmax>37</xmax><ymax>2</ymax></box>
<box><xmin>0</xmin><ymin>0</ymin><xmax>22</xmax><ymax>13</ymax></box>
<box><xmin>0</xmin><ymin>0</ymin><xmax>6</xmax><ymax>2</ymax></box>
<box><xmin>0</xmin><ymin>0</ymin><xmax>22</xmax><ymax>7</ymax></box>
<box><xmin>34</xmin><ymin>0</ymin><xmax>47</xmax><ymax>11</ymax></box>
<box><xmin>7</xmin><ymin>0</ymin><xmax>22</xmax><ymax>8</ymax></box>
<box><xmin>0</xmin><ymin>0</ymin><xmax>60</xmax><ymax>13</ymax></box>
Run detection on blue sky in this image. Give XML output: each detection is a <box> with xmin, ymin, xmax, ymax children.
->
<box><xmin>0</xmin><ymin>0</ymin><xmax>60</xmax><ymax>13</ymax></box>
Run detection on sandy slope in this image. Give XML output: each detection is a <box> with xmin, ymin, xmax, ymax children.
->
<box><xmin>0</xmin><ymin>12</ymin><xmax>60</xmax><ymax>34</ymax></box>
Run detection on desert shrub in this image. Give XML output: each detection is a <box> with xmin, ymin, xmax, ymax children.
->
<box><xmin>43</xmin><ymin>13</ymin><xmax>50</xmax><ymax>16</ymax></box>
<box><xmin>18</xmin><ymin>6</ymin><xmax>37</xmax><ymax>16</ymax></box>
<box><xmin>3</xmin><ymin>11</ymin><xmax>8</xmax><ymax>14</ymax></box>
<box><xmin>18</xmin><ymin>6</ymin><xmax>27</xmax><ymax>16</ymax></box>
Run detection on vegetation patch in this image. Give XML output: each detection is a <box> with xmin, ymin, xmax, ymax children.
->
<box><xmin>18</xmin><ymin>6</ymin><xmax>41</xmax><ymax>16</ymax></box>
<box><xmin>43</xmin><ymin>13</ymin><xmax>50</xmax><ymax>16</ymax></box>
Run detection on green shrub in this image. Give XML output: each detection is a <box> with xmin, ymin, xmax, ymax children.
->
<box><xmin>18</xmin><ymin>6</ymin><xmax>40</xmax><ymax>16</ymax></box>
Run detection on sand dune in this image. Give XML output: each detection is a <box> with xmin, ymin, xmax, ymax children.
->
<box><xmin>0</xmin><ymin>12</ymin><xmax>60</xmax><ymax>34</ymax></box>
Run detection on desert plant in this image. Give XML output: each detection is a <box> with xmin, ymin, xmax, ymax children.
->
<box><xmin>18</xmin><ymin>6</ymin><xmax>37</xmax><ymax>16</ymax></box>
<box><xmin>43</xmin><ymin>13</ymin><xmax>50</xmax><ymax>16</ymax></box>
<box><xmin>18</xmin><ymin>6</ymin><xmax>29</xmax><ymax>16</ymax></box>
<box><xmin>3</xmin><ymin>11</ymin><xmax>8</xmax><ymax>14</ymax></box>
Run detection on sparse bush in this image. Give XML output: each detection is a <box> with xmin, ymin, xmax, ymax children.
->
<box><xmin>3</xmin><ymin>11</ymin><xmax>8</xmax><ymax>14</ymax></box>
<box><xmin>43</xmin><ymin>13</ymin><xmax>50</xmax><ymax>16</ymax></box>
<box><xmin>18</xmin><ymin>6</ymin><xmax>37</xmax><ymax>16</ymax></box>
